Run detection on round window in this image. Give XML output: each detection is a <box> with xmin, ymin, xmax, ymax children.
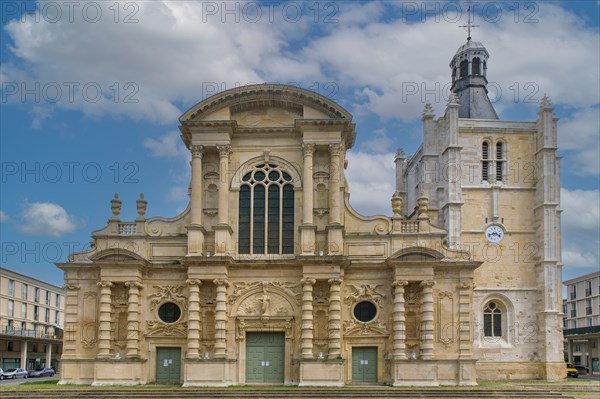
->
<box><xmin>158</xmin><ymin>302</ymin><xmax>181</xmax><ymax>324</ymax></box>
<box><xmin>353</xmin><ymin>301</ymin><xmax>377</xmax><ymax>322</ymax></box>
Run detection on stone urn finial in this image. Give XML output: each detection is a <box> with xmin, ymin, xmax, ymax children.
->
<box><xmin>417</xmin><ymin>190</ymin><xmax>429</xmax><ymax>220</ymax></box>
<box><xmin>136</xmin><ymin>193</ymin><xmax>147</xmax><ymax>221</ymax></box>
<box><xmin>391</xmin><ymin>191</ymin><xmax>403</xmax><ymax>218</ymax></box>
<box><xmin>110</xmin><ymin>193</ymin><xmax>122</xmax><ymax>220</ymax></box>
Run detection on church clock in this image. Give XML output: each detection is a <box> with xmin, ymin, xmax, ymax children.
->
<box><xmin>485</xmin><ymin>224</ymin><xmax>505</xmax><ymax>243</ymax></box>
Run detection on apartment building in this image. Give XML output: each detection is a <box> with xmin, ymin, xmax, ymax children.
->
<box><xmin>0</xmin><ymin>267</ymin><xmax>64</xmax><ymax>371</ymax></box>
<box><xmin>564</xmin><ymin>271</ymin><xmax>600</xmax><ymax>374</ymax></box>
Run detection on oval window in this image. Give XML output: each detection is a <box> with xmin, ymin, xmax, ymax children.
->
<box><xmin>158</xmin><ymin>302</ymin><xmax>181</xmax><ymax>324</ymax></box>
<box><xmin>353</xmin><ymin>301</ymin><xmax>377</xmax><ymax>322</ymax></box>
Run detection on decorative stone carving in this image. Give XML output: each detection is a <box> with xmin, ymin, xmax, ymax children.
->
<box><xmin>302</xmin><ymin>143</ymin><xmax>315</xmax><ymax>156</ymax></box>
<box><xmin>237</xmin><ymin>288</ymin><xmax>293</xmax><ymax>317</ymax></box>
<box><xmin>228</xmin><ymin>281</ymin><xmax>300</xmax><ymax>305</ymax></box>
<box><xmin>136</xmin><ymin>193</ymin><xmax>147</xmax><ymax>220</ymax></box>
<box><xmin>110</xmin><ymin>193</ymin><xmax>121</xmax><ymax>219</ymax></box>
<box><xmin>191</xmin><ymin>145</ymin><xmax>204</xmax><ymax>158</ymax></box>
<box><xmin>391</xmin><ymin>191</ymin><xmax>403</xmax><ymax>218</ymax></box>
<box><xmin>149</xmin><ymin>285</ymin><xmax>188</xmax><ymax>311</ymax></box>
<box><xmin>343</xmin><ymin>319</ymin><xmax>387</xmax><ymax>336</ymax></box>
<box><xmin>64</xmin><ymin>284</ymin><xmax>80</xmax><ymax>291</ymax></box>
<box><xmin>236</xmin><ymin>317</ymin><xmax>295</xmax><ymax>342</ymax></box>
<box><xmin>344</xmin><ymin>284</ymin><xmax>385</xmax><ymax>306</ymax></box>
<box><xmin>146</xmin><ymin>320</ymin><xmax>188</xmax><ymax>337</ymax></box>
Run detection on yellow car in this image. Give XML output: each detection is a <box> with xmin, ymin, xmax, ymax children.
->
<box><xmin>566</xmin><ymin>363</ymin><xmax>579</xmax><ymax>378</ymax></box>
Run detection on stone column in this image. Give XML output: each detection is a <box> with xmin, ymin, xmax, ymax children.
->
<box><xmin>327</xmin><ymin>278</ymin><xmax>342</xmax><ymax>359</ymax></box>
<box><xmin>328</xmin><ymin>143</ymin><xmax>342</xmax><ymax>224</ymax></box>
<box><xmin>302</xmin><ymin>143</ymin><xmax>315</xmax><ymax>225</ymax></box>
<box><xmin>97</xmin><ymin>281</ymin><xmax>113</xmax><ymax>359</ymax></box>
<box><xmin>189</xmin><ymin>145</ymin><xmax>205</xmax><ymax>255</ymax></box>
<box><xmin>124</xmin><ymin>281</ymin><xmax>143</xmax><ymax>358</ymax></box>
<box><xmin>190</xmin><ymin>145</ymin><xmax>204</xmax><ymax>225</ymax></box>
<box><xmin>392</xmin><ymin>280</ymin><xmax>409</xmax><ymax>359</ymax></box>
<box><xmin>46</xmin><ymin>343</ymin><xmax>52</xmax><ymax>368</ymax></box>
<box><xmin>216</xmin><ymin>145</ymin><xmax>231</xmax><ymax>225</ymax></box>
<box><xmin>213</xmin><ymin>279</ymin><xmax>229</xmax><ymax>358</ymax></box>
<box><xmin>20</xmin><ymin>340</ymin><xmax>28</xmax><ymax>369</ymax></box>
<box><xmin>62</xmin><ymin>284</ymin><xmax>80</xmax><ymax>355</ymax></box>
<box><xmin>457</xmin><ymin>282</ymin><xmax>474</xmax><ymax>359</ymax></box>
<box><xmin>301</xmin><ymin>278</ymin><xmax>316</xmax><ymax>359</ymax></box>
<box><xmin>186</xmin><ymin>279</ymin><xmax>202</xmax><ymax>359</ymax></box>
<box><xmin>419</xmin><ymin>280</ymin><xmax>435</xmax><ymax>360</ymax></box>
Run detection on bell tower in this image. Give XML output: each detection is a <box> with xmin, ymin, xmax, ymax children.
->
<box><xmin>450</xmin><ymin>12</ymin><xmax>498</xmax><ymax>119</ymax></box>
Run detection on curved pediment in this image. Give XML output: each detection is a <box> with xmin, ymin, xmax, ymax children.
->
<box><xmin>179</xmin><ymin>84</ymin><xmax>352</xmax><ymax>123</ymax></box>
<box><xmin>390</xmin><ymin>246</ymin><xmax>445</xmax><ymax>261</ymax></box>
<box><xmin>88</xmin><ymin>248</ymin><xmax>147</xmax><ymax>263</ymax></box>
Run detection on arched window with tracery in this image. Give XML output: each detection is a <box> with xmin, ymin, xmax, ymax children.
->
<box><xmin>495</xmin><ymin>142</ymin><xmax>505</xmax><ymax>182</ymax></box>
<box><xmin>483</xmin><ymin>301</ymin><xmax>502</xmax><ymax>337</ymax></box>
<box><xmin>239</xmin><ymin>164</ymin><xmax>294</xmax><ymax>255</ymax></box>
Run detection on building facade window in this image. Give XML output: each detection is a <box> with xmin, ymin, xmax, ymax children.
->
<box><xmin>21</xmin><ymin>303</ymin><xmax>27</xmax><ymax>318</ymax></box>
<box><xmin>34</xmin><ymin>287</ymin><xmax>40</xmax><ymax>303</ymax></box>
<box><xmin>586</xmin><ymin>280</ymin><xmax>592</xmax><ymax>296</ymax></box>
<box><xmin>56</xmin><ymin>293</ymin><xmax>61</xmax><ymax>307</ymax></box>
<box><xmin>238</xmin><ymin>164</ymin><xmax>295</xmax><ymax>255</ymax></box>
<box><xmin>21</xmin><ymin>283</ymin><xmax>28</xmax><ymax>300</ymax></box>
<box><xmin>33</xmin><ymin>305</ymin><xmax>39</xmax><ymax>321</ymax></box>
<box><xmin>7</xmin><ymin>300</ymin><xmax>14</xmax><ymax>317</ymax></box>
<box><xmin>55</xmin><ymin>310</ymin><xmax>60</xmax><ymax>324</ymax></box>
<box><xmin>20</xmin><ymin>321</ymin><xmax>26</xmax><ymax>330</ymax></box>
<box><xmin>483</xmin><ymin>301</ymin><xmax>502</xmax><ymax>338</ymax></box>
<box><xmin>481</xmin><ymin>141</ymin><xmax>489</xmax><ymax>182</ymax></box>
<box><xmin>495</xmin><ymin>142</ymin><xmax>505</xmax><ymax>181</ymax></box>
<box><xmin>8</xmin><ymin>279</ymin><xmax>15</xmax><ymax>296</ymax></box>
<box><xmin>44</xmin><ymin>308</ymin><xmax>50</xmax><ymax>323</ymax></box>
<box><xmin>571</xmin><ymin>285</ymin><xmax>577</xmax><ymax>300</ymax></box>
<box><xmin>7</xmin><ymin>319</ymin><xmax>13</xmax><ymax>330</ymax></box>
<box><xmin>481</xmin><ymin>140</ymin><xmax>506</xmax><ymax>183</ymax></box>
<box><xmin>575</xmin><ymin>344</ymin><xmax>582</xmax><ymax>352</ymax></box>
<box><xmin>45</xmin><ymin>291</ymin><xmax>50</xmax><ymax>305</ymax></box>
<box><xmin>571</xmin><ymin>303</ymin><xmax>577</xmax><ymax>318</ymax></box>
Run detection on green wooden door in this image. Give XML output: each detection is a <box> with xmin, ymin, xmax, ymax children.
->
<box><xmin>352</xmin><ymin>347</ymin><xmax>377</xmax><ymax>383</ymax></box>
<box><xmin>246</xmin><ymin>332</ymin><xmax>284</xmax><ymax>383</ymax></box>
<box><xmin>156</xmin><ymin>347</ymin><xmax>181</xmax><ymax>384</ymax></box>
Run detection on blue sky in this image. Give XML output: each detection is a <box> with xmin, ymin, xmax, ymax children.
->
<box><xmin>1</xmin><ymin>1</ymin><xmax>599</xmax><ymax>288</ymax></box>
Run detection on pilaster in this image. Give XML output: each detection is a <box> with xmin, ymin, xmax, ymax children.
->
<box><xmin>419</xmin><ymin>280</ymin><xmax>435</xmax><ymax>360</ymax></box>
<box><xmin>188</xmin><ymin>145</ymin><xmax>205</xmax><ymax>255</ymax></box>
<box><xmin>301</xmin><ymin>278</ymin><xmax>316</xmax><ymax>359</ymax></box>
<box><xmin>392</xmin><ymin>280</ymin><xmax>408</xmax><ymax>359</ymax></box>
<box><xmin>97</xmin><ymin>281</ymin><xmax>114</xmax><ymax>359</ymax></box>
<box><xmin>213</xmin><ymin>279</ymin><xmax>229</xmax><ymax>358</ymax></box>
<box><xmin>301</xmin><ymin>143</ymin><xmax>316</xmax><ymax>255</ymax></box>
<box><xmin>124</xmin><ymin>281</ymin><xmax>143</xmax><ymax>358</ymax></box>
<box><xmin>327</xmin><ymin>278</ymin><xmax>342</xmax><ymax>359</ymax></box>
<box><xmin>186</xmin><ymin>279</ymin><xmax>202</xmax><ymax>359</ymax></box>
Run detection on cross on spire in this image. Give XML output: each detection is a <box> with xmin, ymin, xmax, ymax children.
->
<box><xmin>459</xmin><ymin>6</ymin><xmax>479</xmax><ymax>41</ymax></box>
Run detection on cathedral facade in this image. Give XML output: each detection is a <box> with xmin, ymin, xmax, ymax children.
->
<box><xmin>57</xmin><ymin>39</ymin><xmax>564</xmax><ymax>386</ymax></box>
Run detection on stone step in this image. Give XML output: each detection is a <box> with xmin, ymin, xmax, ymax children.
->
<box><xmin>0</xmin><ymin>389</ymin><xmax>573</xmax><ymax>399</ymax></box>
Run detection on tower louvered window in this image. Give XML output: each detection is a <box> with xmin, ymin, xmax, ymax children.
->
<box><xmin>495</xmin><ymin>142</ymin><xmax>504</xmax><ymax>182</ymax></box>
<box><xmin>239</xmin><ymin>164</ymin><xmax>294</xmax><ymax>255</ymax></box>
<box><xmin>482</xmin><ymin>141</ymin><xmax>490</xmax><ymax>182</ymax></box>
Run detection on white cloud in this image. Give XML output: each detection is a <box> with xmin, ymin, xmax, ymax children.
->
<box><xmin>0</xmin><ymin>210</ymin><xmax>9</xmax><ymax>222</ymax></box>
<box><xmin>345</xmin><ymin>151</ymin><xmax>396</xmax><ymax>216</ymax></box>
<box><xmin>560</xmin><ymin>188</ymin><xmax>600</xmax><ymax>270</ymax></box>
<box><xmin>558</xmin><ymin>107</ymin><xmax>600</xmax><ymax>175</ymax></box>
<box><xmin>144</xmin><ymin>131</ymin><xmax>189</xmax><ymax>159</ymax></box>
<box><xmin>362</xmin><ymin>128</ymin><xmax>394</xmax><ymax>153</ymax></box>
<box><xmin>18</xmin><ymin>202</ymin><xmax>78</xmax><ymax>237</ymax></box>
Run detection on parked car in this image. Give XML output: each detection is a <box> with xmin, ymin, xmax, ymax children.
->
<box><xmin>28</xmin><ymin>367</ymin><xmax>55</xmax><ymax>378</ymax></box>
<box><xmin>0</xmin><ymin>368</ymin><xmax>4</xmax><ymax>380</ymax></box>
<box><xmin>574</xmin><ymin>365</ymin><xmax>589</xmax><ymax>375</ymax></box>
<box><xmin>566</xmin><ymin>363</ymin><xmax>579</xmax><ymax>378</ymax></box>
<box><xmin>2</xmin><ymin>368</ymin><xmax>28</xmax><ymax>379</ymax></box>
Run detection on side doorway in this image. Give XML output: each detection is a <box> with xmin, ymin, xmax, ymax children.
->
<box><xmin>156</xmin><ymin>347</ymin><xmax>181</xmax><ymax>384</ymax></box>
<box><xmin>351</xmin><ymin>347</ymin><xmax>377</xmax><ymax>383</ymax></box>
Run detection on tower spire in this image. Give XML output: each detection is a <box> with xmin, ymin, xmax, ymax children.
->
<box><xmin>459</xmin><ymin>6</ymin><xmax>479</xmax><ymax>41</ymax></box>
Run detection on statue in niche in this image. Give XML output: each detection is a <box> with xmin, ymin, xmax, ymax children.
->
<box><xmin>260</xmin><ymin>284</ymin><xmax>271</xmax><ymax>315</ymax></box>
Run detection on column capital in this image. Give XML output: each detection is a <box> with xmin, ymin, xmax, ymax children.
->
<box><xmin>216</xmin><ymin>144</ymin><xmax>232</xmax><ymax>157</ymax></box>
<box><xmin>213</xmin><ymin>278</ymin><xmax>230</xmax><ymax>288</ymax></box>
<box><xmin>186</xmin><ymin>279</ymin><xmax>203</xmax><ymax>287</ymax></box>
<box><xmin>328</xmin><ymin>143</ymin><xmax>343</xmax><ymax>156</ymax></box>
<box><xmin>302</xmin><ymin>143</ymin><xmax>315</xmax><ymax>156</ymax></box>
<box><xmin>457</xmin><ymin>282</ymin><xmax>475</xmax><ymax>290</ymax></box>
<box><xmin>124</xmin><ymin>281</ymin><xmax>143</xmax><ymax>290</ymax></box>
<box><xmin>63</xmin><ymin>284</ymin><xmax>80</xmax><ymax>291</ymax></box>
<box><xmin>191</xmin><ymin>145</ymin><xmax>204</xmax><ymax>158</ymax></box>
<box><xmin>419</xmin><ymin>280</ymin><xmax>435</xmax><ymax>288</ymax></box>
<box><xmin>328</xmin><ymin>278</ymin><xmax>342</xmax><ymax>286</ymax></box>
<box><xmin>97</xmin><ymin>281</ymin><xmax>114</xmax><ymax>288</ymax></box>
<box><xmin>301</xmin><ymin>278</ymin><xmax>316</xmax><ymax>286</ymax></box>
<box><xmin>393</xmin><ymin>280</ymin><xmax>409</xmax><ymax>288</ymax></box>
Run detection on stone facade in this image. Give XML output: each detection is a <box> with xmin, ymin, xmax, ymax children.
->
<box><xmin>56</xmin><ymin>40</ymin><xmax>564</xmax><ymax>386</ymax></box>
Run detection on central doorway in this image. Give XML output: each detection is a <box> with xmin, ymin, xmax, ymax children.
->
<box><xmin>246</xmin><ymin>332</ymin><xmax>285</xmax><ymax>383</ymax></box>
<box><xmin>156</xmin><ymin>347</ymin><xmax>181</xmax><ymax>384</ymax></box>
<box><xmin>352</xmin><ymin>347</ymin><xmax>377</xmax><ymax>383</ymax></box>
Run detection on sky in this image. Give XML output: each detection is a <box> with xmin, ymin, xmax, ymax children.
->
<box><xmin>0</xmin><ymin>0</ymin><xmax>599</xmax><ymax>290</ymax></box>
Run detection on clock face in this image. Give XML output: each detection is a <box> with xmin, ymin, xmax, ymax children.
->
<box><xmin>485</xmin><ymin>225</ymin><xmax>504</xmax><ymax>243</ymax></box>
